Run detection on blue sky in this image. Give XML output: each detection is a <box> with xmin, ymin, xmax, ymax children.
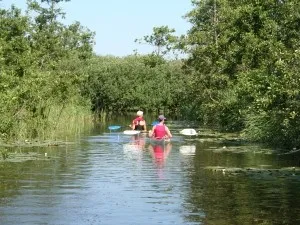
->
<box><xmin>1</xmin><ymin>0</ymin><xmax>193</xmax><ymax>56</ymax></box>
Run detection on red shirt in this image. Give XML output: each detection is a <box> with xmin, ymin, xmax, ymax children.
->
<box><xmin>132</xmin><ymin>116</ymin><xmax>146</xmax><ymax>130</ymax></box>
<box><xmin>153</xmin><ymin>124</ymin><xmax>166</xmax><ymax>139</ymax></box>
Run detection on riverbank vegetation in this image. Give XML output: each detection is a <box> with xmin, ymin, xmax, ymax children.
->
<box><xmin>0</xmin><ymin>0</ymin><xmax>94</xmax><ymax>142</ymax></box>
<box><xmin>1</xmin><ymin>0</ymin><xmax>300</xmax><ymax>149</ymax></box>
<box><xmin>180</xmin><ymin>0</ymin><xmax>300</xmax><ymax>149</ymax></box>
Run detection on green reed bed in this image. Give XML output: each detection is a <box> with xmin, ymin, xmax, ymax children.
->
<box><xmin>0</xmin><ymin>103</ymin><xmax>94</xmax><ymax>147</ymax></box>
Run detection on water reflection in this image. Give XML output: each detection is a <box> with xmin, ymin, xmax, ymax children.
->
<box><xmin>180</xmin><ymin>145</ymin><xmax>196</xmax><ymax>156</ymax></box>
<box><xmin>123</xmin><ymin>134</ymin><xmax>146</xmax><ymax>160</ymax></box>
<box><xmin>148</xmin><ymin>142</ymin><xmax>172</xmax><ymax>168</ymax></box>
<box><xmin>1</xmin><ymin>119</ymin><xmax>300</xmax><ymax>225</ymax></box>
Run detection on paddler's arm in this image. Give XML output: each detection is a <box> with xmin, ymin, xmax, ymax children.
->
<box><xmin>131</xmin><ymin>120</ymin><xmax>135</xmax><ymax>130</ymax></box>
<box><xmin>165</xmin><ymin>126</ymin><xmax>172</xmax><ymax>138</ymax></box>
<box><xmin>148</xmin><ymin>126</ymin><xmax>155</xmax><ymax>138</ymax></box>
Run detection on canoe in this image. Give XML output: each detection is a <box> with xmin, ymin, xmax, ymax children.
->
<box><xmin>123</xmin><ymin>130</ymin><xmax>141</xmax><ymax>135</ymax></box>
<box><xmin>180</xmin><ymin>129</ymin><xmax>198</xmax><ymax>136</ymax></box>
<box><xmin>149</xmin><ymin>138</ymin><xmax>171</xmax><ymax>144</ymax></box>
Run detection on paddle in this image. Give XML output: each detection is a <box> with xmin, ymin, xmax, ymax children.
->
<box><xmin>108</xmin><ymin>121</ymin><xmax>158</xmax><ymax>130</ymax></box>
<box><xmin>179</xmin><ymin>129</ymin><xmax>198</xmax><ymax>136</ymax></box>
<box><xmin>151</xmin><ymin>121</ymin><xmax>159</xmax><ymax>126</ymax></box>
<box><xmin>108</xmin><ymin>125</ymin><xmax>122</xmax><ymax>131</ymax></box>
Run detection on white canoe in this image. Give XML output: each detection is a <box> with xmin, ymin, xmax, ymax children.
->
<box><xmin>180</xmin><ymin>129</ymin><xmax>198</xmax><ymax>136</ymax></box>
<box><xmin>123</xmin><ymin>130</ymin><xmax>141</xmax><ymax>135</ymax></box>
<box><xmin>149</xmin><ymin>138</ymin><xmax>171</xmax><ymax>144</ymax></box>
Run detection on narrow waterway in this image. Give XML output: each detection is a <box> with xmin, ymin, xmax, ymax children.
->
<box><xmin>0</xmin><ymin>118</ymin><xmax>300</xmax><ymax>225</ymax></box>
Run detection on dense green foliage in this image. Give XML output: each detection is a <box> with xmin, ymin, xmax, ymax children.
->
<box><xmin>0</xmin><ymin>0</ymin><xmax>188</xmax><ymax>141</ymax></box>
<box><xmin>181</xmin><ymin>0</ymin><xmax>300</xmax><ymax>148</ymax></box>
<box><xmin>0</xmin><ymin>0</ymin><xmax>94</xmax><ymax>141</ymax></box>
<box><xmin>82</xmin><ymin>55</ymin><xmax>187</xmax><ymax>115</ymax></box>
<box><xmin>1</xmin><ymin>0</ymin><xmax>300</xmax><ymax>149</ymax></box>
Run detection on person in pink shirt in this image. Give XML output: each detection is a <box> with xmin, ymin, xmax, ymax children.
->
<box><xmin>149</xmin><ymin>115</ymin><xmax>172</xmax><ymax>140</ymax></box>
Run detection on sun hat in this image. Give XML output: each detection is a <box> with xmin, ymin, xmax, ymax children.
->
<box><xmin>137</xmin><ymin>110</ymin><xmax>143</xmax><ymax>116</ymax></box>
<box><xmin>158</xmin><ymin>115</ymin><xmax>166</xmax><ymax>121</ymax></box>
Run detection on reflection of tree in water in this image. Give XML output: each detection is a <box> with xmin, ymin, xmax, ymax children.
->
<box><xmin>0</xmin><ymin>145</ymin><xmax>82</xmax><ymax>205</ymax></box>
<box><xmin>183</xmin><ymin>155</ymin><xmax>300</xmax><ymax>225</ymax></box>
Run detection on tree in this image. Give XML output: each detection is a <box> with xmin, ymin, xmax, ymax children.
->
<box><xmin>0</xmin><ymin>0</ymin><xmax>95</xmax><ymax>140</ymax></box>
<box><xmin>0</xmin><ymin>5</ymin><xmax>32</xmax><ymax>77</ymax></box>
<box><xmin>182</xmin><ymin>0</ymin><xmax>300</xmax><ymax>147</ymax></box>
<box><xmin>135</xmin><ymin>25</ymin><xmax>178</xmax><ymax>57</ymax></box>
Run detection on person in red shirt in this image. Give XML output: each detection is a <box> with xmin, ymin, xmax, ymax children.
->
<box><xmin>131</xmin><ymin>110</ymin><xmax>147</xmax><ymax>131</ymax></box>
<box><xmin>149</xmin><ymin>115</ymin><xmax>172</xmax><ymax>140</ymax></box>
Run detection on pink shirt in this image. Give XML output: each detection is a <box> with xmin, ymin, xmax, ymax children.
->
<box><xmin>154</xmin><ymin>125</ymin><xmax>166</xmax><ymax>139</ymax></box>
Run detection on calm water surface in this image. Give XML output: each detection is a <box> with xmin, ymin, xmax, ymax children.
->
<box><xmin>0</xmin><ymin>118</ymin><xmax>300</xmax><ymax>225</ymax></box>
